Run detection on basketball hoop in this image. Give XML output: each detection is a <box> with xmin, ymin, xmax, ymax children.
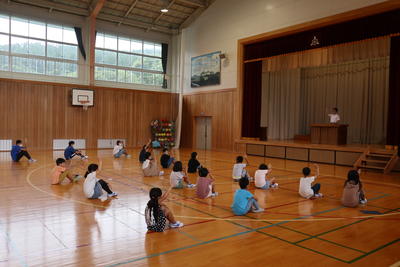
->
<box><xmin>79</xmin><ymin>100</ymin><xmax>90</xmax><ymax>111</ymax></box>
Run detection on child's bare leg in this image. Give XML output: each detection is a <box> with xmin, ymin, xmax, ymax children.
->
<box><xmin>211</xmin><ymin>184</ymin><xmax>216</xmax><ymax>193</ymax></box>
<box><xmin>160</xmin><ymin>205</ymin><xmax>176</xmax><ymax>224</ymax></box>
<box><xmin>269</xmin><ymin>177</ymin><xmax>276</xmax><ymax>184</ymax></box>
<box><xmin>183</xmin><ymin>176</ymin><xmax>191</xmax><ymax>185</ymax></box>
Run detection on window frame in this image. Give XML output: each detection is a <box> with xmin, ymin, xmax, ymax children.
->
<box><xmin>0</xmin><ymin>14</ymin><xmax>79</xmax><ymax>79</ymax></box>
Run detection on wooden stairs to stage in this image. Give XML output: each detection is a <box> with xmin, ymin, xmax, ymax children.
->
<box><xmin>354</xmin><ymin>149</ymin><xmax>399</xmax><ymax>174</ymax></box>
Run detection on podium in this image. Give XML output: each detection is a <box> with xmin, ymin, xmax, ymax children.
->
<box><xmin>310</xmin><ymin>124</ymin><xmax>348</xmax><ymax>145</ymax></box>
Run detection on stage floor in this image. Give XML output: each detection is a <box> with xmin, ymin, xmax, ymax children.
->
<box><xmin>0</xmin><ymin>148</ymin><xmax>400</xmax><ymax>266</ymax></box>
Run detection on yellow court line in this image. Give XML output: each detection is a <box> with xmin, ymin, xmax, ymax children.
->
<box><xmin>25</xmin><ymin>164</ymin><xmax>400</xmax><ymax>223</ymax></box>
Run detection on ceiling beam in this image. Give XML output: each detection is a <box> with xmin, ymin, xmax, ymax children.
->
<box><xmin>176</xmin><ymin>0</ymin><xmax>205</xmax><ymax>7</ymax></box>
<box><xmin>97</xmin><ymin>13</ymin><xmax>176</xmax><ymax>34</ymax></box>
<box><xmin>118</xmin><ymin>0</ymin><xmax>139</xmax><ymax>26</ymax></box>
<box><xmin>89</xmin><ymin>0</ymin><xmax>106</xmax><ymax>18</ymax></box>
<box><xmin>146</xmin><ymin>0</ymin><xmax>176</xmax><ymax>32</ymax></box>
<box><xmin>11</xmin><ymin>0</ymin><xmax>89</xmax><ymax>16</ymax></box>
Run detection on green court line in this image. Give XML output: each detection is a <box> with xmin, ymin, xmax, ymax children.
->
<box><xmin>348</xmin><ymin>238</ymin><xmax>400</xmax><ymax>264</ymax></box>
<box><xmin>101</xmin><ymin>168</ymin><xmax>395</xmax><ymax>265</ymax></box>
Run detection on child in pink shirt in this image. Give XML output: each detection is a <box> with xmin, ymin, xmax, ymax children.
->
<box><xmin>196</xmin><ymin>167</ymin><xmax>218</xmax><ymax>199</ymax></box>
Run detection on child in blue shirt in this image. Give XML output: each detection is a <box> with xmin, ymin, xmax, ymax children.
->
<box><xmin>64</xmin><ymin>141</ymin><xmax>88</xmax><ymax>160</ymax></box>
<box><xmin>11</xmin><ymin>140</ymin><xmax>36</xmax><ymax>162</ymax></box>
<box><xmin>231</xmin><ymin>177</ymin><xmax>264</xmax><ymax>215</ymax></box>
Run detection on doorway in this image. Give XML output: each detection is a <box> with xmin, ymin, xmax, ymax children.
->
<box><xmin>195</xmin><ymin>116</ymin><xmax>212</xmax><ymax>150</ymax></box>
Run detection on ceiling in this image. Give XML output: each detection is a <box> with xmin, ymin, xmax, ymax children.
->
<box><xmin>8</xmin><ymin>0</ymin><xmax>215</xmax><ymax>34</ymax></box>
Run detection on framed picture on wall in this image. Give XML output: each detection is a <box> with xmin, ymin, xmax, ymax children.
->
<box><xmin>191</xmin><ymin>51</ymin><xmax>221</xmax><ymax>87</ymax></box>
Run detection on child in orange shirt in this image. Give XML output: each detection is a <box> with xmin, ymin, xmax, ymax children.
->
<box><xmin>51</xmin><ymin>158</ymin><xmax>82</xmax><ymax>185</ymax></box>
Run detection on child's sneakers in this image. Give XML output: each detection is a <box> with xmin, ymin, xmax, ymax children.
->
<box><xmin>73</xmin><ymin>175</ymin><xmax>82</xmax><ymax>182</ymax></box>
<box><xmin>126</xmin><ymin>154</ymin><xmax>132</xmax><ymax>158</ymax></box>
<box><xmin>81</xmin><ymin>156</ymin><xmax>89</xmax><ymax>160</ymax></box>
<box><xmin>252</xmin><ymin>208</ymin><xmax>265</xmax><ymax>213</ymax></box>
<box><xmin>187</xmin><ymin>184</ymin><xmax>196</xmax><ymax>188</ymax></box>
<box><xmin>315</xmin><ymin>193</ymin><xmax>323</xmax><ymax>198</ymax></box>
<box><xmin>108</xmin><ymin>192</ymin><xmax>118</xmax><ymax>197</ymax></box>
<box><xmin>28</xmin><ymin>159</ymin><xmax>37</xmax><ymax>163</ymax></box>
<box><xmin>271</xmin><ymin>183</ymin><xmax>279</xmax><ymax>188</ymax></box>
<box><xmin>159</xmin><ymin>171</ymin><xmax>165</xmax><ymax>176</ymax></box>
<box><xmin>99</xmin><ymin>194</ymin><xmax>108</xmax><ymax>202</ymax></box>
<box><xmin>211</xmin><ymin>192</ymin><xmax>219</xmax><ymax>197</ymax></box>
<box><xmin>360</xmin><ymin>198</ymin><xmax>367</xmax><ymax>204</ymax></box>
<box><xmin>170</xmin><ymin>221</ymin><xmax>184</xmax><ymax>228</ymax></box>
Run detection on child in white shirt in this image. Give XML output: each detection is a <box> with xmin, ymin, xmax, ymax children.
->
<box><xmin>255</xmin><ymin>163</ymin><xmax>278</xmax><ymax>189</ymax></box>
<box><xmin>299</xmin><ymin>164</ymin><xmax>323</xmax><ymax>199</ymax></box>
<box><xmin>113</xmin><ymin>140</ymin><xmax>130</xmax><ymax>158</ymax></box>
<box><xmin>170</xmin><ymin>161</ymin><xmax>195</xmax><ymax>188</ymax></box>
<box><xmin>83</xmin><ymin>164</ymin><xmax>118</xmax><ymax>202</ymax></box>
<box><xmin>232</xmin><ymin>155</ymin><xmax>250</xmax><ymax>182</ymax></box>
<box><xmin>328</xmin><ymin>107</ymin><xmax>340</xmax><ymax>123</ymax></box>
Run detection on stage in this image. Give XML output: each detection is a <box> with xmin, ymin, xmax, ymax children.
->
<box><xmin>235</xmin><ymin>139</ymin><xmax>400</xmax><ymax>171</ymax></box>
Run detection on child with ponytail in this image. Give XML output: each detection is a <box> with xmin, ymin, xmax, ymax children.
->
<box><xmin>83</xmin><ymin>163</ymin><xmax>118</xmax><ymax>202</ymax></box>
<box><xmin>145</xmin><ymin>187</ymin><xmax>183</xmax><ymax>232</ymax></box>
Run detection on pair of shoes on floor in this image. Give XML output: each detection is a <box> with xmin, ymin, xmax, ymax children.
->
<box><xmin>28</xmin><ymin>159</ymin><xmax>37</xmax><ymax>163</ymax></box>
<box><xmin>211</xmin><ymin>192</ymin><xmax>219</xmax><ymax>197</ymax></box>
<box><xmin>314</xmin><ymin>193</ymin><xmax>323</xmax><ymax>198</ymax></box>
<box><xmin>126</xmin><ymin>155</ymin><xmax>132</xmax><ymax>158</ymax></box>
<box><xmin>251</xmin><ymin>208</ymin><xmax>265</xmax><ymax>213</ymax></box>
<box><xmin>360</xmin><ymin>198</ymin><xmax>368</xmax><ymax>204</ymax></box>
<box><xmin>187</xmin><ymin>184</ymin><xmax>196</xmax><ymax>188</ymax></box>
<box><xmin>81</xmin><ymin>156</ymin><xmax>89</xmax><ymax>160</ymax></box>
<box><xmin>270</xmin><ymin>183</ymin><xmax>279</xmax><ymax>188</ymax></box>
<box><xmin>170</xmin><ymin>221</ymin><xmax>184</xmax><ymax>228</ymax></box>
<box><xmin>108</xmin><ymin>192</ymin><xmax>118</xmax><ymax>197</ymax></box>
<box><xmin>159</xmin><ymin>171</ymin><xmax>165</xmax><ymax>176</ymax></box>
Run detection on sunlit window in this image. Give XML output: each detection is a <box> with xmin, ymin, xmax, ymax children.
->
<box><xmin>95</xmin><ymin>32</ymin><xmax>164</xmax><ymax>87</ymax></box>
<box><xmin>0</xmin><ymin>14</ymin><xmax>79</xmax><ymax>78</ymax></box>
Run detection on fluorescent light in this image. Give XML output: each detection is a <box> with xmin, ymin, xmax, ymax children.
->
<box><xmin>161</xmin><ymin>8</ymin><xmax>168</xmax><ymax>13</ymax></box>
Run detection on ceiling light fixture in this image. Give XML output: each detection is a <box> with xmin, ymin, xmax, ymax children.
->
<box><xmin>161</xmin><ymin>8</ymin><xmax>168</xmax><ymax>13</ymax></box>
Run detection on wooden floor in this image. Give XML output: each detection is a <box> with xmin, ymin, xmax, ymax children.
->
<box><xmin>1</xmin><ymin>148</ymin><xmax>399</xmax><ymax>267</ymax></box>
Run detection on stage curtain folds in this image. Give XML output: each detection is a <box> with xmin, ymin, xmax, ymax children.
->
<box><xmin>262</xmin><ymin>57</ymin><xmax>389</xmax><ymax>144</ymax></box>
<box><xmin>261</xmin><ymin>69</ymin><xmax>301</xmax><ymax>139</ymax></box>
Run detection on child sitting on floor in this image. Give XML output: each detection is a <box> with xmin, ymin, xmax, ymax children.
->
<box><xmin>64</xmin><ymin>141</ymin><xmax>88</xmax><ymax>160</ymax></box>
<box><xmin>299</xmin><ymin>164</ymin><xmax>323</xmax><ymax>199</ymax></box>
<box><xmin>160</xmin><ymin>148</ymin><xmax>175</xmax><ymax>169</ymax></box>
<box><xmin>113</xmin><ymin>140</ymin><xmax>130</xmax><ymax>158</ymax></box>
<box><xmin>145</xmin><ymin>187</ymin><xmax>184</xmax><ymax>232</ymax></box>
<box><xmin>170</xmin><ymin>161</ymin><xmax>195</xmax><ymax>188</ymax></box>
<box><xmin>255</xmin><ymin>163</ymin><xmax>278</xmax><ymax>189</ymax></box>
<box><xmin>341</xmin><ymin>169</ymin><xmax>367</xmax><ymax>207</ymax></box>
<box><xmin>11</xmin><ymin>140</ymin><xmax>36</xmax><ymax>162</ymax></box>
<box><xmin>51</xmin><ymin>158</ymin><xmax>82</xmax><ymax>185</ymax></box>
<box><xmin>231</xmin><ymin>177</ymin><xmax>264</xmax><ymax>215</ymax></box>
<box><xmin>187</xmin><ymin>152</ymin><xmax>201</xmax><ymax>173</ymax></box>
<box><xmin>83</xmin><ymin>164</ymin><xmax>118</xmax><ymax>202</ymax></box>
<box><xmin>232</xmin><ymin>155</ymin><xmax>251</xmax><ymax>182</ymax></box>
<box><xmin>142</xmin><ymin>152</ymin><xmax>164</xmax><ymax>177</ymax></box>
<box><xmin>196</xmin><ymin>167</ymin><xmax>218</xmax><ymax>199</ymax></box>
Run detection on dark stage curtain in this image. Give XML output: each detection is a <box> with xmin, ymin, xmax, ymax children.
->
<box><xmin>161</xmin><ymin>43</ymin><xmax>168</xmax><ymax>89</ymax></box>
<box><xmin>242</xmin><ymin>61</ymin><xmax>262</xmax><ymax>138</ymax></box>
<box><xmin>244</xmin><ymin>8</ymin><xmax>400</xmax><ymax>61</ymax></box>
<box><xmin>387</xmin><ymin>36</ymin><xmax>400</xmax><ymax>145</ymax></box>
<box><xmin>74</xmin><ymin>27</ymin><xmax>86</xmax><ymax>60</ymax></box>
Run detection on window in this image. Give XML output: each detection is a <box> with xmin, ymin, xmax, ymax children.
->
<box><xmin>0</xmin><ymin>14</ymin><xmax>79</xmax><ymax>78</ymax></box>
<box><xmin>95</xmin><ymin>32</ymin><xmax>164</xmax><ymax>87</ymax></box>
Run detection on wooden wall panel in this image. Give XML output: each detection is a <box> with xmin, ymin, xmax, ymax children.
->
<box><xmin>181</xmin><ymin>89</ymin><xmax>235</xmax><ymax>151</ymax></box>
<box><xmin>0</xmin><ymin>78</ymin><xmax>178</xmax><ymax>150</ymax></box>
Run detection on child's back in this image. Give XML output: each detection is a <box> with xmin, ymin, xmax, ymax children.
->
<box><xmin>341</xmin><ymin>181</ymin><xmax>360</xmax><ymax>207</ymax></box>
<box><xmin>231</xmin><ymin>188</ymin><xmax>253</xmax><ymax>215</ymax></box>
<box><xmin>232</xmin><ymin>163</ymin><xmax>246</xmax><ymax>180</ymax></box>
<box><xmin>299</xmin><ymin>176</ymin><xmax>315</xmax><ymax>198</ymax></box>
<box><xmin>196</xmin><ymin>176</ymin><xmax>212</xmax><ymax>198</ymax></box>
<box><xmin>188</xmin><ymin>154</ymin><xmax>200</xmax><ymax>173</ymax></box>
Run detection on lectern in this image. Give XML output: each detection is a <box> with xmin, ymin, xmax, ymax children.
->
<box><xmin>310</xmin><ymin>124</ymin><xmax>348</xmax><ymax>145</ymax></box>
